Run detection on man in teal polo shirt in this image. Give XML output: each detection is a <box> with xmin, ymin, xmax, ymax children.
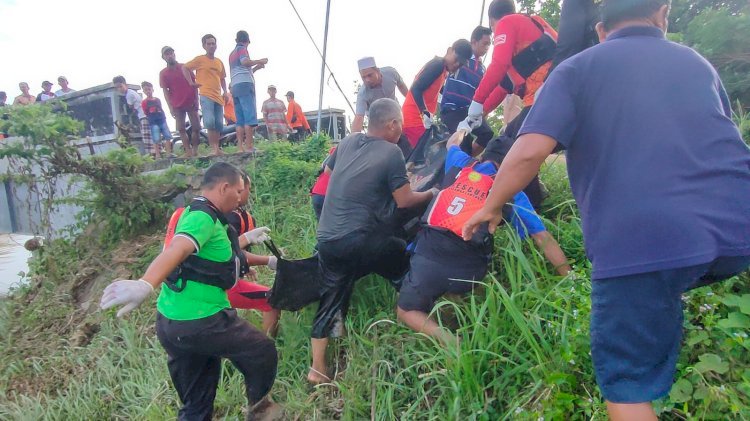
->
<box><xmin>101</xmin><ymin>162</ymin><xmax>282</xmax><ymax>421</ymax></box>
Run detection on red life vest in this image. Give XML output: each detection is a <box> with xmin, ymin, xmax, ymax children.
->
<box><xmin>310</xmin><ymin>146</ymin><xmax>337</xmax><ymax>196</ymax></box>
<box><xmin>425</xmin><ymin>164</ymin><xmax>494</xmax><ymax>237</ymax></box>
<box><xmin>231</xmin><ymin>208</ymin><xmax>255</xmax><ymax>235</ymax></box>
<box><xmin>164</xmin><ymin>207</ymin><xmax>185</xmax><ymax>250</ymax></box>
<box><xmin>165</xmin><ymin>207</ymin><xmax>255</xmax><ymax>251</ymax></box>
<box><xmin>498</xmin><ymin>15</ymin><xmax>558</xmax><ymax>100</ymax></box>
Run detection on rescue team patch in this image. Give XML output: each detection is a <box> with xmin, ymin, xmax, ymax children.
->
<box><xmin>468</xmin><ymin>171</ymin><xmax>482</xmax><ymax>183</ymax></box>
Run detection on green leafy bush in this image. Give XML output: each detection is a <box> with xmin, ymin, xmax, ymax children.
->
<box><xmin>0</xmin><ymin>103</ymin><xmax>196</xmax><ymax>243</ymax></box>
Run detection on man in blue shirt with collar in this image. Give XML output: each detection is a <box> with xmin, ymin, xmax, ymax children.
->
<box><xmin>440</xmin><ymin>26</ymin><xmax>494</xmax><ymax>156</ymax></box>
<box><xmin>463</xmin><ymin>0</ymin><xmax>750</xmax><ymax>419</ymax></box>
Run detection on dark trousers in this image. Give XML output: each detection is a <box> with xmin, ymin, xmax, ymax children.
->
<box><xmin>501</xmin><ymin>106</ymin><xmax>545</xmax><ymax>211</ymax></box>
<box><xmin>289</xmin><ymin>127</ymin><xmax>310</xmax><ymax>142</ymax></box>
<box><xmin>312</xmin><ymin>231</ymin><xmax>409</xmax><ymax>338</ymax></box>
<box><xmin>440</xmin><ymin>108</ymin><xmax>495</xmax><ymax>153</ymax></box>
<box><xmin>156</xmin><ymin>309</ymin><xmax>278</xmax><ymax>421</ymax></box>
<box><xmin>311</xmin><ymin>194</ymin><xmax>325</xmax><ymax>221</ymax></box>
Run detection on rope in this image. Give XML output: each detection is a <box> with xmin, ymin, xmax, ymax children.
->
<box><xmin>287</xmin><ymin>0</ymin><xmax>356</xmax><ymax>116</ymax></box>
<box><xmin>479</xmin><ymin>0</ymin><xmax>486</xmax><ymax>26</ymax></box>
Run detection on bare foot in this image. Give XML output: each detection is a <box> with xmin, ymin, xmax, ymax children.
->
<box><xmin>435</xmin><ymin>328</ymin><xmax>460</xmax><ymax>348</ymax></box>
<box><xmin>307</xmin><ymin>367</ymin><xmax>331</xmax><ymax>385</ymax></box>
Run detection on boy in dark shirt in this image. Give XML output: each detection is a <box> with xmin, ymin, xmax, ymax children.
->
<box><xmin>141</xmin><ymin>81</ymin><xmax>173</xmax><ymax>158</ymax></box>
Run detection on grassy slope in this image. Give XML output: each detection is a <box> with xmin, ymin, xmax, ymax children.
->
<box><xmin>1</xmin><ymin>141</ymin><xmax>749</xmax><ymax>420</ymax></box>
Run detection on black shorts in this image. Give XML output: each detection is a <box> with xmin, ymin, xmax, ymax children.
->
<box><xmin>311</xmin><ymin>194</ymin><xmax>325</xmax><ymax>221</ymax></box>
<box><xmin>397</xmin><ymin>252</ymin><xmax>488</xmax><ymax>313</ymax></box>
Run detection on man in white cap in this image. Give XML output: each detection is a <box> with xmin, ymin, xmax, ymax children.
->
<box><xmin>351</xmin><ymin>57</ymin><xmax>408</xmax><ymax>133</ymax></box>
<box><xmin>261</xmin><ymin>85</ymin><xmax>289</xmax><ymax>141</ymax></box>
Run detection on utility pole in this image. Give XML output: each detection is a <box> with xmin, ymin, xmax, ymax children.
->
<box><xmin>316</xmin><ymin>0</ymin><xmax>332</xmax><ymax>137</ymax></box>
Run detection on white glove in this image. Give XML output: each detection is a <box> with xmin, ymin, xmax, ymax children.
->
<box><xmin>100</xmin><ymin>279</ymin><xmax>154</xmax><ymax>317</ymax></box>
<box><xmin>244</xmin><ymin>227</ymin><xmax>271</xmax><ymax>245</ymax></box>
<box><xmin>457</xmin><ymin>119</ymin><xmax>473</xmax><ymax>134</ymax></box>
<box><xmin>461</xmin><ymin>116</ymin><xmax>481</xmax><ymax>131</ymax></box>
<box><xmin>267</xmin><ymin>256</ymin><xmax>278</xmax><ymax>271</ymax></box>
<box><xmin>467</xmin><ymin>100</ymin><xmax>484</xmax><ymax>119</ymax></box>
<box><xmin>422</xmin><ymin>112</ymin><xmax>433</xmax><ymax>129</ymax></box>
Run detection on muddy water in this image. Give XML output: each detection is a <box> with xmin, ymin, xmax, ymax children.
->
<box><xmin>0</xmin><ymin>234</ymin><xmax>33</xmax><ymax>296</ymax></box>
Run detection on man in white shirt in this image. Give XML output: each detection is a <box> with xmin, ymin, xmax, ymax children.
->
<box><xmin>55</xmin><ymin>76</ymin><xmax>75</xmax><ymax>96</ymax></box>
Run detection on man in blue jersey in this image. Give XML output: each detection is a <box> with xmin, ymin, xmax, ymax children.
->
<box><xmin>397</xmin><ymin>132</ymin><xmax>571</xmax><ymax>345</ymax></box>
<box><xmin>440</xmin><ymin>26</ymin><xmax>494</xmax><ymax>156</ymax></box>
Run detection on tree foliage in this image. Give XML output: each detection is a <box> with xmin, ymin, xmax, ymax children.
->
<box><xmin>517</xmin><ymin>0</ymin><xmax>561</xmax><ymax>27</ymax></box>
<box><xmin>669</xmin><ymin>0</ymin><xmax>747</xmax><ymax>33</ymax></box>
<box><xmin>0</xmin><ymin>103</ymin><xmax>186</xmax><ymax>241</ymax></box>
<box><xmin>683</xmin><ymin>6</ymin><xmax>750</xmax><ymax>106</ymax></box>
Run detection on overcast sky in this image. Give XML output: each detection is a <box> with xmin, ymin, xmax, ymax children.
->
<box><xmin>0</xmin><ymin>0</ymin><xmax>492</xmax><ymax>126</ymax></box>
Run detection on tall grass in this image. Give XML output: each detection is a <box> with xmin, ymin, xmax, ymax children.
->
<box><xmin>1</xmin><ymin>140</ymin><xmax>748</xmax><ymax>420</ymax></box>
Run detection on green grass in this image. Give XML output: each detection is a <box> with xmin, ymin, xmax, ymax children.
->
<box><xmin>1</xmin><ymin>139</ymin><xmax>748</xmax><ymax>420</ymax></box>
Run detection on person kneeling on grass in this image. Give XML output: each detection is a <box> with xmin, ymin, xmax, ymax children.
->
<box><xmin>100</xmin><ymin>162</ymin><xmax>282</xmax><ymax>421</ymax></box>
<box><xmin>397</xmin><ymin>132</ymin><xmax>571</xmax><ymax>345</ymax></box>
<box><xmin>163</xmin><ymin>171</ymin><xmax>282</xmax><ymax>337</ymax></box>
<box><xmin>226</xmin><ymin>171</ymin><xmax>281</xmax><ymax>336</ymax></box>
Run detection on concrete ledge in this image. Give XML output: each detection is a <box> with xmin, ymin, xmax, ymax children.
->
<box><xmin>142</xmin><ymin>150</ymin><xmax>262</xmax><ymax>173</ymax></box>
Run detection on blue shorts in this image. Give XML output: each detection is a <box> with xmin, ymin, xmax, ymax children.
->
<box><xmin>591</xmin><ymin>255</ymin><xmax>750</xmax><ymax>403</ymax></box>
<box><xmin>150</xmin><ymin>120</ymin><xmax>172</xmax><ymax>144</ymax></box>
<box><xmin>199</xmin><ymin>95</ymin><xmax>224</xmax><ymax>132</ymax></box>
<box><xmin>234</xmin><ymin>94</ymin><xmax>258</xmax><ymax>127</ymax></box>
<box><xmin>232</xmin><ymin>82</ymin><xmax>258</xmax><ymax>127</ymax></box>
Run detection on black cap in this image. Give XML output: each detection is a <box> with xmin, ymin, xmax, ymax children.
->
<box><xmin>452</xmin><ymin>39</ymin><xmax>473</xmax><ymax>65</ymax></box>
<box><xmin>481</xmin><ymin>136</ymin><xmax>513</xmax><ymax>165</ymax></box>
<box><xmin>285</xmin><ymin>91</ymin><xmax>294</xmax><ymax>98</ymax></box>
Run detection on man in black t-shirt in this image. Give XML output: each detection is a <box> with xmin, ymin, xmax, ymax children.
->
<box><xmin>308</xmin><ymin>98</ymin><xmax>437</xmax><ymax>385</ymax></box>
<box><xmin>551</xmin><ymin>0</ymin><xmax>600</xmax><ymax>71</ymax></box>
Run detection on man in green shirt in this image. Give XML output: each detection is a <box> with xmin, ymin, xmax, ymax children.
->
<box><xmin>101</xmin><ymin>162</ymin><xmax>282</xmax><ymax>421</ymax></box>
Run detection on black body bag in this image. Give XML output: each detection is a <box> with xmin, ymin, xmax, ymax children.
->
<box><xmin>265</xmin><ymin>240</ymin><xmax>323</xmax><ymax>311</ymax></box>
